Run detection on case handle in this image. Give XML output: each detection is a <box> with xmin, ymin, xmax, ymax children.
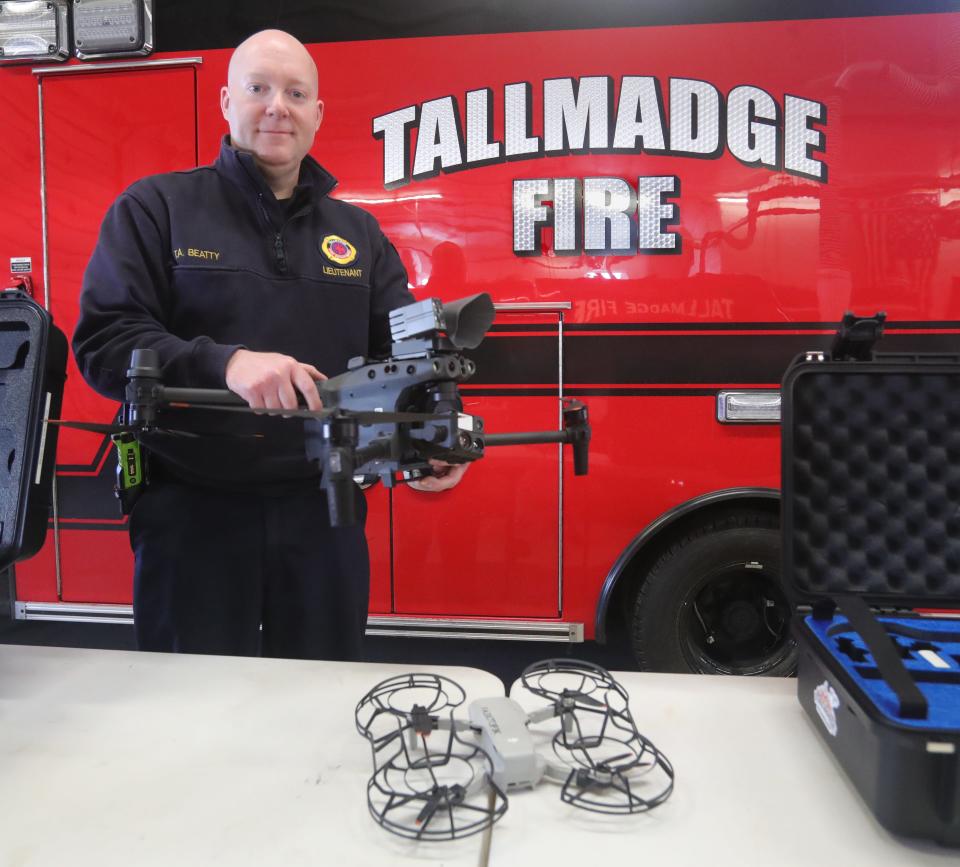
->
<box><xmin>836</xmin><ymin>596</ymin><xmax>928</xmax><ymax>720</ymax></box>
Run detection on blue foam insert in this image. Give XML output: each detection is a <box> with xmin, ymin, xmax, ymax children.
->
<box><xmin>804</xmin><ymin>614</ymin><xmax>960</xmax><ymax>730</ymax></box>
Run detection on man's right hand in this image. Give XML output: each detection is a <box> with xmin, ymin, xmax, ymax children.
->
<box><xmin>225</xmin><ymin>349</ymin><xmax>326</xmax><ymax>412</ymax></box>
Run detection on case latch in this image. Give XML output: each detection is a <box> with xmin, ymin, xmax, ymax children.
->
<box><xmin>829</xmin><ymin>311</ymin><xmax>887</xmax><ymax>361</ymax></box>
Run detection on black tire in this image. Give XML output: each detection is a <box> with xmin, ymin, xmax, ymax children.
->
<box><xmin>631</xmin><ymin>511</ymin><xmax>796</xmax><ymax>676</ymax></box>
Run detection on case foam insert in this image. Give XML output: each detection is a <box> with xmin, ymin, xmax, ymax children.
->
<box><xmin>805</xmin><ymin>614</ymin><xmax>960</xmax><ymax>729</ymax></box>
<box><xmin>788</xmin><ymin>370</ymin><xmax>960</xmax><ymax>599</ymax></box>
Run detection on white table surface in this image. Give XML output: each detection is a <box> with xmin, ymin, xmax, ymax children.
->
<box><xmin>501</xmin><ymin>671</ymin><xmax>958</xmax><ymax>867</ymax></box>
<box><xmin>1</xmin><ymin>645</ymin><xmax>503</xmax><ymax>867</ymax></box>
<box><xmin>1</xmin><ymin>645</ymin><xmax>957</xmax><ymax>866</ymax></box>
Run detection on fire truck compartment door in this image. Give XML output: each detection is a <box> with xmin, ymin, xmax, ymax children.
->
<box><xmin>392</xmin><ymin>309</ymin><xmax>563</xmax><ymax>618</ymax></box>
<box><xmin>17</xmin><ymin>65</ymin><xmax>198</xmax><ymax>606</ymax></box>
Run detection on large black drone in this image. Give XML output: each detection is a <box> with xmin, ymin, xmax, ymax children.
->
<box><xmin>354</xmin><ymin>659</ymin><xmax>675</xmax><ymax>840</ymax></box>
<box><xmin>68</xmin><ymin>293</ymin><xmax>590</xmax><ymax>526</ymax></box>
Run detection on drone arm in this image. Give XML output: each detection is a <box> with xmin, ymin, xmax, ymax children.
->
<box><xmin>155</xmin><ymin>386</ymin><xmax>247</xmax><ymax>406</ymax></box>
<box><xmin>483</xmin><ymin>431</ymin><xmax>567</xmax><ymax>446</ymax></box>
<box><xmin>124</xmin><ymin>350</ymin><xmax>251</xmax><ymax>428</ymax></box>
<box><xmin>442</xmin><ymin>718</ymin><xmax>478</xmax><ymax>734</ymax></box>
<box><xmin>482</xmin><ymin>401</ymin><xmax>590</xmax><ymax>475</ymax></box>
<box><xmin>524</xmin><ymin>705</ymin><xmax>558</xmax><ymax>725</ymax></box>
<box><xmin>124</xmin><ymin>349</ymin><xmax>330</xmax><ymax>424</ymax></box>
<box><xmin>541</xmin><ymin>759</ymin><xmax>575</xmax><ymax>784</ymax></box>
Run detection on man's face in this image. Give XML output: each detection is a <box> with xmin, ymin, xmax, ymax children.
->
<box><xmin>220</xmin><ymin>38</ymin><xmax>324</xmax><ymax>177</ymax></box>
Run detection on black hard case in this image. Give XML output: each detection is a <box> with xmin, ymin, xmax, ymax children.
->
<box><xmin>781</xmin><ymin>351</ymin><xmax>960</xmax><ymax>846</ymax></box>
<box><xmin>0</xmin><ymin>291</ymin><xmax>67</xmax><ymax>571</ymax></box>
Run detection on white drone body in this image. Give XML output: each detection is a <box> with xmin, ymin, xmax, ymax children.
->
<box><xmin>467</xmin><ymin>696</ymin><xmax>551</xmax><ymax>790</ymax></box>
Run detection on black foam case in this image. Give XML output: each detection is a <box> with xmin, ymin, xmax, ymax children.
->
<box><xmin>0</xmin><ymin>291</ymin><xmax>67</xmax><ymax>571</ymax></box>
<box><xmin>782</xmin><ymin>350</ymin><xmax>960</xmax><ymax>846</ymax></box>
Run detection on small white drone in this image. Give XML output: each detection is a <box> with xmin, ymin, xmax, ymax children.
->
<box><xmin>354</xmin><ymin>658</ymin><xmax>675</xmax><ymax>840</ymax></box>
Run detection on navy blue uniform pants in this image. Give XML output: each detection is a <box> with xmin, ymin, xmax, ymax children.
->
<box><xmin>129</xmin><ymin>482</ymin><xmax>369</xmax><ymax>660</ymax></box>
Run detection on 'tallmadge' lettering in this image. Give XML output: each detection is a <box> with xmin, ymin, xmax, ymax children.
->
<box><xmin>373</xmin><ymin>76</ymin><xmax>827</xmax><ymax>187</ymax></box>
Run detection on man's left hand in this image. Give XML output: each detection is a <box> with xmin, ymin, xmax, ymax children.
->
<box><xmin>407</xmin><ymin>459</ymin><xmax>469</xmax><ymax>493</ymax></box>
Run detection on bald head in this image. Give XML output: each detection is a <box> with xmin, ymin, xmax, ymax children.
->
<box><xmin>221</xmin><ymin>29</ymin><xmax>324</xmax><ymax>198</ymax></box>
<box><xmin>228</xmin><ymin>30</ymin><xmax>318</xmax><ymax>94</ymax></box>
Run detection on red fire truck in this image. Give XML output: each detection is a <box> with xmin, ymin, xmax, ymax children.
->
<box><xmin>3</xmin><ymin>1</ymin><xmax>958</xmax><ymax>674</ymax></box>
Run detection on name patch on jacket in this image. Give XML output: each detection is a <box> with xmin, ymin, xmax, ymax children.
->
<box><xmin>174</xmin><ymin>247</ymin><xmax>221</xmax><ymax>261</ymax></box>
<box><xmin>320</xmin><ymin>234</ymin><xmax>357</xmax><ymax>266</ymax></box>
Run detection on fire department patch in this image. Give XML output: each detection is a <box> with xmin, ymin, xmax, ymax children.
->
<box><xmin>320</xmin><ymin>234</ymin><xmax>357</xmax><ymax>266</ymax></box>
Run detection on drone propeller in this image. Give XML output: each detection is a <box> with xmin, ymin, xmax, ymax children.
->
<box><xmin>45</xmin><ymin>419</ymin><xmax>135</xmax><ymax>436</ymax></box>
<box><xmin>46</xmin><ymin>417</ymin><xmax>264</xmax><ymax>440</ymax></box>
<box><xmin>355</xmin><ymin>672</ymin><xmax>508</xmax><ymax>840</ymax></box>
<box><xmin>520</xmin><ymin>658</ymin><xmax>619</xmax><ymax>709</ymax></box>
<box><xmin>515</xmin><ymin>658</ymin><xmax>676</xmax><ymax>815</ymax></box>
<box><xmin>558</xmin><ymin>686</ymin><xmax>606</xmax><ymax>709</ymax></box>
<box><xmin>559</xmin><ymin>742</ymin><xmax>674</xmax><ymax>814</ymax></box>
<box><xmin>415</xmin><ymin>782</ymin><xmax>466</xmax><ymax>825</ymax></box>
<box><xmin>365</xmin><ymin>760</ymin><xmax>506</xmax><ymax>841</ymax></box>
<box><xmin>356</xmin><ymin>672</ymin><xmax>467</xmax><ymax>722</ymax></box>
<box><xmin>46</xmin><ymin>418</ymin><xmax>213</xmax><ymax>440</ymax></box>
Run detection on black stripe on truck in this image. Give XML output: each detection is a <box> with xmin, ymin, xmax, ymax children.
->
<box><xmin>466</xmin><ymin>330</ymin><xmax>960</xmax><ymax>386</ymax></box>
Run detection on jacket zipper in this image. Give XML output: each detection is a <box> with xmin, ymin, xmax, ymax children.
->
<box><xmin>273</xmin><ymin>232</ymin><xmax>288</xmax><ymax>274</ymax></box>
<box><xmin>259</xmin><ymin>193</ymin><xmax>312</xmax><ymax>275</ymax></box>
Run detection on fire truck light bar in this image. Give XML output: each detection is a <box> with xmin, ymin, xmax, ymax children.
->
<box><xmin>717</xmin><ymin>391</ymin><xmax>781</xmax><ymax>424</ymax></box>
<box><xmin>0</xmin><ymin>0</ymin><xmax>68</xmax><ymax>64</ymax></box>
<box><xmin>73</xmin><ymin>0</ymin><xmax>153</xmax><ymax>60</ymax></box>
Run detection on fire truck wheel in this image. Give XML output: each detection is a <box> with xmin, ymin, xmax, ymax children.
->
<box><xmin>630</xmin><ymin>511</ymin><xmax>796</xmax><ymax>676</ymax></box>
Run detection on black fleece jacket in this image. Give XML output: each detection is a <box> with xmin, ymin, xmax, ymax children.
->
<box><xmin>73</xmin><ymin>138</ymin><xmax>413</xmax><ymax>491</ymax></box>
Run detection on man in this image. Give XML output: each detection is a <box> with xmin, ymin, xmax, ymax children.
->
<box><xmin>73</xmin><ymin>30</ymin><xmax>465</xmax><ymax>660</ymax></box>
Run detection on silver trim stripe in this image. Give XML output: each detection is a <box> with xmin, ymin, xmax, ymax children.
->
<box><xmin>38</xmin><ymin>75</ymin><xmax>49</xmax><ymax>308</ymax></box>
<box><xmin>15</xmin><ymin>603</ymin><xmax>585</xmax><ymax>641</ymax></box>
<box><xmin>34</xmin><ymin>392</ymin><xmax>52</xmax><ymax>485</ymax></box>
<box><xmin>493</xmin><ymin>302</ymin><xmax>572</xmax><ymax>312</ymax></box>
<box><xmin>367</xmin><ymin>616</ymin><xmax>583</xmax><ymax>642</ymax></box>
<box><xmin>32</xmin><ymin>57</ymin><xmax>203</xmax><ymax>75</ymax></box>
<box><xmin>366</xmin><ymin>629</ymin><xmax>580</xmax><ymax>643</ymax></box>
<box><xmin>15</xmin><ymin>602</ymin><xmax>133</xmax><ymax>624</ymax></box>
<box><xmin>557</xmin><ymin>310</ymin><xmax>564</xmax><ymax>616</ymax></box>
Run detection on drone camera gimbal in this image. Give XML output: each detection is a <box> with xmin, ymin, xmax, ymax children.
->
<box><xmin>386</xmin><ymin>293</ymin><xmax>495</xmax><ymax>352</ymax></box>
